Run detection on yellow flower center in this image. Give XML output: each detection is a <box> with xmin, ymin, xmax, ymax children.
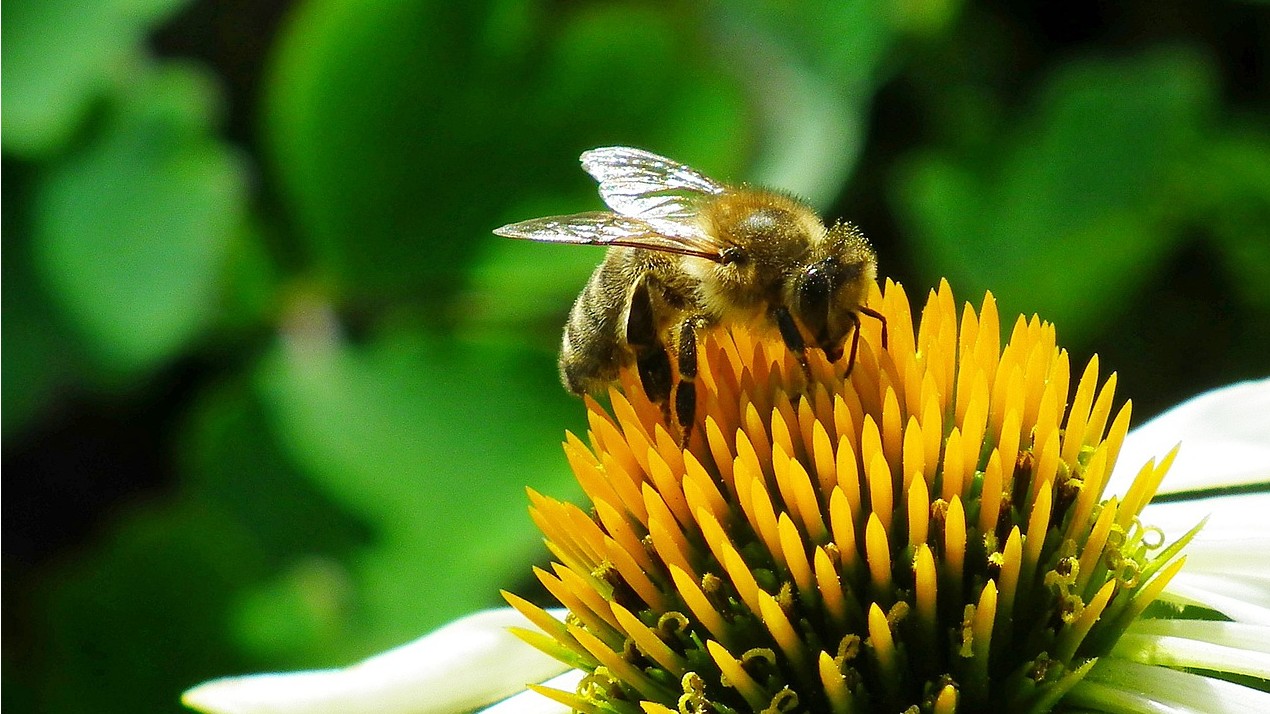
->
<box><xmin>505</xmin><ymin>279</ymin><xmax>1190</xmax><ymax>714</ymax></box>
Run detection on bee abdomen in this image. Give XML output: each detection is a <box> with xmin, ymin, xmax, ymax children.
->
<box><xmin>558</xmin><ymin>258</ymin><xmax>630</xmax><ymax>395</ymax></box>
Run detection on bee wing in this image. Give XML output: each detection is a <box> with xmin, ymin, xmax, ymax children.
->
<box><xmin>493</xmin><ymin>212</ymin><xmax>725</xmax><ymax>261</ymax></box>
<box><xmin>580</xmin><ymin>147</ymin><xmax>727</xmax><ymax>235</ymax></box>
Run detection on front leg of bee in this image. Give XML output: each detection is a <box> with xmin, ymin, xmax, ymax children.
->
<box><xmin>674</xmin><ymin>315</ymin><xmax>710</xmax><ymax>445</ymax></box>
<box><xmin>860</xmin><ymin>305</ymin><xmax>889</xmax><ymax>349</ymax></box>
<box><xmin>771</xmin><ymin>305</ymin><xmax>811</xmax><ymax>376</ymax></box>
<box><xmin>625</xmin><ymin>276</ymin><xmax>674</xmax><ymax>421</ymax></box>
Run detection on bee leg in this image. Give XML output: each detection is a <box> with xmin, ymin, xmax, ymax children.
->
<box><xmin>859</xmin><ymin>305</ymin><xmax>889</xmax><ymax>349</ymax></box>
<box><xmin>626</xmin><ymin>278</ymin><xmax>674</xmax><ymax>422</ymax></box>
<box><xmin>843</xmin><ymin>311</ymin><xmax>862</xmax><ymax>377</ymax></box>
<box><xmin>674</xmin><ymin>315</ymin><xmax>709</xmax><ymax>446</ymax></box>
<box><xmin>771</xmin><ymin>305</ymin><xmax>811</xmax><ymax>377</ymax></box>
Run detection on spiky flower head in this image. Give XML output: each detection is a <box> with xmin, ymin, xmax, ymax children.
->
<box><xmin>506</xmin><ymin>279</ymin><xmax>1205</xmax><ymax>714</ymax></box>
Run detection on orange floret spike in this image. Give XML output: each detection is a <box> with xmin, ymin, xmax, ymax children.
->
<box><xmin>902</xmin><ymin>416</ymin><xmax>926</xmax><ymax>494</ymax></box>
<box><xmin>1084</xmin><ymin>372</ymin><xmax>1119</xmax><ymax>448</ymax></box>
<box><xmin>977</xmin><ymin>450</ymin><xmax>1004</xmax><ymax>537</ymax></box>
<box><xmin>779</xmin><ymin>513</ymin><xmax>815</xmax><ymax>597</ymax></box>
<box><xmin>815</xmin><ymin>546</ymin><xmax>851</xmax><ymax>630</ymax></box>
<box><xmin>811</xmin><ymin>418</ymin><xmax>839</xmax><ymax>496</ymax></box>
<box><xmin>819</xmin><ymin>649</ymin><xmax>856</xmax><ymax>714</ymax></box>
<box><xmin>866</xmin><ymin>512</ymin><xmax>894</xmax><ymax>599</ymax></box>
<box><xmin>913</xmin><ymin>544</ymin><xmax>938</xmax><ymax>645</ymax></box>
<box><xmin>908</xmin><ymin>475</ymin><xmax>931</xmax><ymax>551</ymax></box>
<box><xmin>669</xmin><ymin>564</ymin><xmax>729</xmax><ymax>646</ymax></box>
<box><xmin>868</xmin><ymin>450</ymin><xmax>894</xmax><ymax>536</ymax></box>
<box><xmin>1062</xmin><ymin>355</ymin><xmax>1100</xmax><ymax>464</ymax></box>
<box><xmin>706</xmin><ymin>640</ymin><xmax>769</xmax><ymax>710</ymax></box>
<box><xmin>836</xmin><ymin>435</ymin><xmax>863</xmax><ymax>517</ymax></box>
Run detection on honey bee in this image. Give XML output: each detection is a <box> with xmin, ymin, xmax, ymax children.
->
<box><xmin>495</xmin><ymin>147</ymin><xmax>886</xmax><ymax>441</ymax></box>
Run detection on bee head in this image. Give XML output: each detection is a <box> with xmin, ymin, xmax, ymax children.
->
<box><xmin>789</xmin><ymin>223</ymin><xmax>877</xmax><ymax>360</ymax></box>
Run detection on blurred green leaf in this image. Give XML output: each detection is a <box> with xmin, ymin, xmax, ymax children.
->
<box><xmin>1</xmin><ymin>165</ymin><xmax>79</xmax><ymax>439</ymax></box>
<box><xmin>463</xmin><ymin>238</ymin><xmax>600</xmax><ymax>341</ymax></box>
<box><xmin>28</xmin><ymin>501</ymin><xmax>265</xmax><ymax>714</ymax></box>
<box><xmin>255</xmin><ymin>322</ymin><xmax>581</xmax><ymax>653</ymax></box>
<box><xmin>264</xmin><ymin>0</ymin><xmax>522</xmax><ymax>302</ymax></box>
<box><xmin>16</xmin><ymin>379</ymin><xmax>374</xmax><ymax>714</ymax></box>
<box><xmin>230</xmin><ymin>557</ymin><xmax>357</xmax><ymax>664</ymax></box>
<box><xmin>183</xmin><ymin>378</ymin><xmax>374</xmax><ymax>669</ymax></box>
<box><xmin>182</xmin><ymin>380</ymin><xmax>373</xmax><ymax>570</ymax></box>
<box><xmin>714</xmin><ymin>0</ymin><xmax>896</xmax><ymax>206</ymax></box>
<box><xmin>893</xmin><ymin>49</ymin><xmax>1217</xmax><ymax>341</ymax></box>
<box><xmin>32</xmin><ymin>63</ymin><xmax>249</xmax><ymax>375</ymax></box>
<box><xmin>0</xmin><ymin>269</ymin><xmax>72</xmax><ymax>439</ymax></box>
<box><xmin>532</xmin><ymin>4</ymin><xmax>750</xmax><ymax>161</ymax></box>
<box><xmin>719</xmin><ymin>0</ymin><xmax>891</xmax><ymax>89</ymax></box>
<box><xmin>1187</xmin><ymin>129</ymin><xmax>1270</xmax><ymax>310</ymax></box>
<box><xmin>890</xmin><ymin>0</ymin><xmax>964</xmax><ymax>36</ymax></box>
<box><xmin>212</xmin><ymin>219</ymin><xmax>286</xmax><ymax>337</ymax></box>
<box><xmin>1</xmin><ymin>0</ymin><xmax>190</xmax><ymax>156</ymax></box>
<box><xmin>264</xmin><ymin>0</ymin><xmax>750</xmax><ymax>303</ymax></box>
<box><xmin>462</xmin><ymin>3</ymin><xmax>751</xmax><ymax>334</ymax></box>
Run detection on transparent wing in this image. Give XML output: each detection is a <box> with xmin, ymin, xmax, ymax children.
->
<box><xmin>493</xmin><ymin>212</ymin><xmax>725</xmax><ymax>261</ymax></box>
<box><xmin>580</xmin><ymin>147</ymin><xmax>727</xmax><ymax>234</ymax></box>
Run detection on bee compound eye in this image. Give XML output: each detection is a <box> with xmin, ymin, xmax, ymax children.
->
<box><xmin>720</xmin><ymin>246</ymin><xmax>746</xmax><ymax>265</ymax></box>
<box><xmin>794</xmin><ymin>264</ymin><xmax>832</xmax><ymax>338</ymax></box>
<box><xmin>796</xmin><ymin>263</ymin><xmax>833</xmax><ymax>310</ymax></box>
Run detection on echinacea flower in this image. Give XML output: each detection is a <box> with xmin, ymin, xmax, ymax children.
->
<box><xmin>184</xmin><ymin>279</ymin><xmax>1270</xmax><ymax>714</ymax></box>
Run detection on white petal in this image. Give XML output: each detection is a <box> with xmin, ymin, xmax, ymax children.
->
<box><xmin>1127</xmin><ymin>619</ymin><xmax>1270</xmax><ymax>655</ymax></box>
<box><xmin>1107</xmin><ymin>378</ymin><xmax>1270</xmax><ymax>498</ymax></box>
<box><xmin>1112</xmin><ymin>631</ymin><xmax>1270</xmax><ymax>680</ymax></box>
<box><xmin>1143</xmin><ymin>491</ymin><xmax>1270</xmax><ymax>541</ymax></box>
<box><xmin>1077</xmin><ymin>657</ymin><xmax>1270</xmax><ymax>712</ymax></box>
<box><xmin>479</xmin><ymin>670</ymin><xmax>585</xmax><ymax>713</ymax></box>
<box><xmin>1140</xmin><ymin>492</ymin><xmax>1270</xmax><ymax>624</ymax></box>
<box><xmin>183</xmin><ymin>608</ymin><xmax>571</xmax><ymax>714</ymax></box>
<box><xmin>1161</xmin><ymin>572</ymin><xmax>1270</xmax><ymax>625</ymax></box>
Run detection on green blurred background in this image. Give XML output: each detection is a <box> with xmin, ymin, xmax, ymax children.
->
<box><xmin>3</xmin><ymin>1</ymin><xmax>1267</xmax><ymax>711</ymax></box>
